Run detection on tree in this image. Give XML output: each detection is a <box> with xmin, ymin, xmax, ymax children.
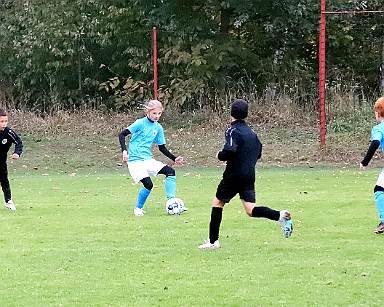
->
<box><xmin>0</xmin><ymin>0</ymin><xmax>382</xmax><ymax>112</ymax></box>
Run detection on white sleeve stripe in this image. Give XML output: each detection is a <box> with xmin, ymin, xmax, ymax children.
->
<box><xmin>8</xmin><ymin>131</ymin><xmax>18</xmax><ymax>143</ymax></box>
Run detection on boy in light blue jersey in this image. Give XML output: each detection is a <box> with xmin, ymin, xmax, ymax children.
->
<box><xmin>118</xmin><ymin>100</ymin><xmax>184</xmax><ymax>216</ymax></box>
<box><xmin>360</xmin><ymin>96</ymin><xmax>384</xmax><ymax>234</ymax></box>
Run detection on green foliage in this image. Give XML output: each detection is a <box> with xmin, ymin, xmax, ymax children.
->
<box><xmin>326</xmin><ymin>84</ymin><xmax>377</xmax><ymax>134</ymax></box>
<box><xmin>328</xmin><ymin>112</ymin><xmax>372</xmax><ymax>133</ymax></box>
<box><xmin>326</xmin><ymin>0</ymin><xmax>384</xmax><ymax>91</ymax></box>
<box><xmin>0</xmin><ymin>0</ymin><xmax>383</xmax><ymax>111</ymax></box>
<box><xmin>0</xmin><ymin>0</ymin><xmax>152</xmax><ymax>111</ymax></box>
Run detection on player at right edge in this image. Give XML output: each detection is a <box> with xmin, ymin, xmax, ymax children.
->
<box><xmin>360</xmin><ymin>96</ymin><xmax>384</xmax><ymax>234</ymax></box>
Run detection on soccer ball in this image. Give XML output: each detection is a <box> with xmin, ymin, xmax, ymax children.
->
<box><xmin>165</xmin><ymin>198</ymin><xmax>185</xmax><ymax>215</ymax></box>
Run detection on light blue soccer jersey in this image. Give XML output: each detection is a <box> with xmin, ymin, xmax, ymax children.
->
<box><xmin>127</xmin><ymin>117</ymin><xmax>166</xmax><ymax>162</ymax></box>
<box><xmin>371</xmin><ymin>121</ymin><xmax>384</xmax><ymax>151</ymax></box>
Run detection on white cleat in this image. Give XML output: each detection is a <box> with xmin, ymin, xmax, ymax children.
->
<box><xmin>134</xmin><ymin>207</ymin><xmax>145</xmax><ymax>216</ymax></box>
<box><xmin>5</xmin><ymin>200</ymin><xmax>16</xmax><ymax>211</ymax></box>
<box><xmin>198</xmin><ymin>239</ymin><xmax>220</xmax><ymax>249</ymax></box>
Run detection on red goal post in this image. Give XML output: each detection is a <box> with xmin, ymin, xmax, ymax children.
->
<box><xmin>319</xmin><ymin>0</ymin><xmax>384</xmax><ymax>145</ymax></box>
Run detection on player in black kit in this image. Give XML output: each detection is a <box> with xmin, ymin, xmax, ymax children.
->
<box><xmin>198</xmin><ymin>99</ymin><xmax>293</xmax><ymax>249</ymax></box>
<box><xmin>0</xmin><ymin>108</ymin><xmax>23</xmax><ymax>210</ymax></box>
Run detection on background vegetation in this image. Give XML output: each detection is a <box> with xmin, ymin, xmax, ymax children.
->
<box><xmin>0</xmin><ymin>0</ymin><xmax>383</xmax><ymax>114</ymax></box>
<box><xmin>5</xmin><ymin>99</ymin><xmax>378</xmax><ymax>172</ymax></box>
<box><xmin>0</xmin><ymin>0</ymin><xmax>382</xmax><ymax>167</ymax></box>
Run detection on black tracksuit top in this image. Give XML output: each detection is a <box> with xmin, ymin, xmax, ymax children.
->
<box><xmin>0</xmin><ymin>127</ymin><xmax>23</xmax><ymax>162</ymax></box>
<box><xmin>217</xmin><ymin>119</ymin><xmax>262</xmax><ymax>182</ymax></box>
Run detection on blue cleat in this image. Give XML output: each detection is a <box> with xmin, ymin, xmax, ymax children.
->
<box><xmin>279</xmin><ymin>210</ymin><xmax>293</xmax><ymax>238</ymax></box>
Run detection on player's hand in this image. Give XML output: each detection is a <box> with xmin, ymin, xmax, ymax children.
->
<box><xmin>122</xmin><ymin>150</ymin><xmax>128</xmax><ymax>163</ymax></box>
<box><xmin>175</xmin><ymin>156</ymin><xmax>184</xmax><ymax>165</ymax></box>
<box><xmin>11</xmin><ymin>153</ymin><xmax>19</xmax><ymax>160</ymax></box>
<box><xmin>359</xmin><ymin>163</ymin><xmax>366</xmax><ymax>171</ymax></box>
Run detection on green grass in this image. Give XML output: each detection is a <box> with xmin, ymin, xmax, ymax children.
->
<box><xmin>0</xmin><ymin>166</ymin><xmax>383</xmax><ymax>306</ymax></box>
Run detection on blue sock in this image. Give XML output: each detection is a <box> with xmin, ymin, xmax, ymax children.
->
<box><xmin>374</xmin><ymin>191</ymin><xmax>384</xmax><ymax>222</ymax></box>
<box><xmin>165</xmin><ymin>176</ymin><xmax>176</xmax><ymax>199</ymax></box>
<box><xmin>135</xmin><ymin>187</ymin><xmax>151</xmax><ymax>209</ymax></box>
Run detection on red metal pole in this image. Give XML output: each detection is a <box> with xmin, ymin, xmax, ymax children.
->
<box><xmin>153</xmin><ymin>27</ymin><xmax>158</xmax><ymax>100</ymax></box>
<box><xmin>319</xmin><ymin>0</ymin><xmax>327</xmax><ymax>145</ymax></box>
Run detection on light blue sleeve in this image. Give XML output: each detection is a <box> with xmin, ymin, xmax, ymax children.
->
<box><xmin>127</xmin><ymin>118</ymin><xmax>143</xmax><ymax>133</ymax></box>
<box><xmin>155</xmin><ymin>124</ymin><xmax>166</xmax><ymax>145</ymax></box>
<box><xmin>371</xmin><ymin>125</ymin><xmax>384</xmax><ymax>142</ymax></box>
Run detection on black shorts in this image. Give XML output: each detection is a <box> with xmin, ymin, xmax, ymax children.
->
<box><xmin>215</xmin><ymin>178</ymin><xmax>255</xmax><ymax>203</ymax></box>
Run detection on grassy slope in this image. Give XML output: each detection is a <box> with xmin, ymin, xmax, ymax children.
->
<box><xmin>6</xmin><ymin>108</ymin><xmax>379</xmax><ymax>174</ymax></box>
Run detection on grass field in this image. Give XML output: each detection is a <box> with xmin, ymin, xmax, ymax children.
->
<box><xmin>0</xmin><ymin>166</ymin><xmax>383</xmax><ymax>306</ymax></box>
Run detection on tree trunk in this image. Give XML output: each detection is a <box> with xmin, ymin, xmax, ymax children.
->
<box><xmin>220</xmin><ymin>8</ymin><xmax>233</xmax><ymax>35</ymax></box>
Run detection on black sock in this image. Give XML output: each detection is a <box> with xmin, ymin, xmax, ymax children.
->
<box><xmin>251</xmin><ymin>206</ymin><xmax>279</xmax><ymax>221</ymax></box>
<box><xmin>2</xmin><ymin>187</ymin><xmax>11</xmax><ymax>202</ymax></box>
<box><xmin>209</xmin><ymin>207</ymin><xmax>223</xmax><ymax>243</ymax></box>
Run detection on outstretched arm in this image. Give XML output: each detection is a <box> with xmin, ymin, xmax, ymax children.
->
<box><xmin>158</xmin><ymin>144</ymin><xmax>184</xmax><ymax>165</ymax></box>
<box><xmin>158</xmin><ymin>144</ymin><xmax>176</xmax><ymax>161</ymax></box>
<box><xmin>360</xmin><ymin>140</ymin><xmax>380</xmax><ymax>170</ymax></box>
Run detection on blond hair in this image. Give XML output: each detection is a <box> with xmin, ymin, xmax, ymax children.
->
<box><xmin>143</xmin><ymin>100</ymin><xmax>163</xmax><ymax>113</ymax></box>
<box><xmin>374</xmin><ymin>97</ymin><xmax>384</xmax><ymax>117</ymax></box>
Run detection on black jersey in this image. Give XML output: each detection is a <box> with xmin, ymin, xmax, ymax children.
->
<box><xmin>0</xmin><ymin>127</ymin><xmax>23</xmax><ymax>162</ymax></box>
<box><xmin>217</xmin><ymin>119</ymin><xmax>261</xmax><ymax>182</ymax></box>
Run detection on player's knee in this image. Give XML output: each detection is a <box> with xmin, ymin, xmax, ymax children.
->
<box><xmin>166</xmin><ymin>169</ymin><xmax>175</xmax><ymax>177</ymax></box>
<box><xmin>141</xmin><ymin>177</ymin><xmax>153</xmax><ymax>190</ymax></box>
<box><xmin>160</xmin><ymin>165</ymin><xmax>175</xmax><ymax>177</ymax></box>
<box><xmin>145</xmin><ymin>181</ymin><xmax>154</xmax><ymax>190</ymax></box>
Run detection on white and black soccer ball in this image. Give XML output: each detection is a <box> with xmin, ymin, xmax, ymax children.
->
<box><xmin>165</xmin><ymin>198</ymin><xmax>185</xmax><ymax>215</ymax></box>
